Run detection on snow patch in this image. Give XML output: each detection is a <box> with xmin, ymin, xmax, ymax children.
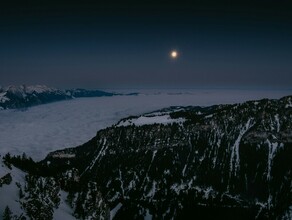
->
<box><xmin>117</xmin><ymin>115</ymin><xmax>185</xmax><ymax>127</ymax></box>
<box><xmin>182</xmin><ymin>164</ymin><xmax>187</xmax><ymax>177</ymax></box>
<box><xmin>142</xmin><ymin>150</ymin><xmax>157</xmax><ymax>192</ymax></box>
<box><xmin>266</xmin><ymin>140</ymin><xmax>282</xmax><ymax>181</ymax></box>
<box><xmin>25</xmin><ymin>85</ymin><xmax>58</xmax><ymax>94</ymax></box>
<box><xmin>146</xmin><ymin>181</ymin><xmax>157</xmax><ymax>198</ymax></box>
<box><xmin>53</xmin><ymin>191</ymin><xmax>75</xmax><ymax>220</ymax></box>
<box><xmin>0</xmin><ymin>161</ymin><xmax>26</xmax><ymax>218</ymax></box>
<box><xmin>51</xmin><ymin>153</ymin><xmax>76</xmax><ymax>159</ymax></box>
<box><xmin>171</xmin><ymin>183</ymin><xmax>187</xmax><ymax>194</ymax></box>
<box><xmin>285</xmin><ymin>102</ymin><xmax>292</xmax><ymax>108</ymax></box>
<box><xmin>282</xmin><ymin>205</ymin><xmax>292</xmax><ymax>219</ymax></box>
<box><xmin>204</xmin><ymin>114</ymin><xmax>213</xmax><ymax>119</ymax></box>
<box><xmin>229</xmin><ymin>119</ymin><xmax>254</xmax><ymax>177</ymax></box>
<box><xmin>144</xmin><ymin>209</ymin><xmax>152</xmax><ymax>220</ymax></box>
<box><xmin>0</xmin><ymin>92</ymin><xmax>9</xmax><ymax>103</ymax></box>
<box><xmin>274</xmin><ymin>114</ymin><xmax>280</xmax><ymax>132</ymax></box>
<box><xmin>118</xmin><ymin>169</ymin><xmax>125</xmax><ymax>197</ymax></box>
<box><xmin>110</xmin><ymin>203</ymin><xmax>122</xmax><ymax>220</ymax></box>
<box><xmin>82</xmin><ymin>138</ymin><xmax>107</xmax><ymax>175</ymax></box>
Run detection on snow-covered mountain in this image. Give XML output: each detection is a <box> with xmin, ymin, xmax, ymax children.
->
<box><xmin>1</xmin><ymin>95</ymin><xmax>292</xmax><ymax>219</ymax></box>
<box><xmin>0</xmin><ymin>85</ymin><xmax>117</xmax><ymax>110</ymax></box>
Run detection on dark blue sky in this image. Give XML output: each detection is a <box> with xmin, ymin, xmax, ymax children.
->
<box><xmin>0</xmin><ymin>1</ymin><xmax>292</xmax><ymax>89</ymax></box>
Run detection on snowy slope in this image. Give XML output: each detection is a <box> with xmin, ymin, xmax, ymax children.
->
<box><xmin>0</xmin><ymin>157</ymin><xmax>75</xmax><ymax>219</ymax></box>
<box><xmin>53</xmin><ymin>191</ymin><xmax>75</xmax><ymax>220</ymax></box>
<box><xmin>0</xmin><ymin>159</ymin><xmax>26</xmax><ymax>218</ymax></box>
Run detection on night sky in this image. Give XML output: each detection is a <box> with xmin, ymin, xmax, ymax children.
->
<box><xmin>0</xmin><ymin>1</ymin><xmax>292</xmax><ymax>89</ymax></box>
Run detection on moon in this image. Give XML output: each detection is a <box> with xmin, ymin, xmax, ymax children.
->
<box><xmin>170</xmin><ymin>50</ymin><xmax>178</xmax><ymax>59</ymax></box>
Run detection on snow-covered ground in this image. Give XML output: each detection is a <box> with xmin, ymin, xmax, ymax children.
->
<box><xmin>0</xmin><ymin>89</ymin><xmax>290</xmax><ymax>161</ymax></box>
<box><xmin>53</xmin><ymin>191</ymin><xmax>75</xmax><ymax>220</ymax></box>
<box><xmin>0</xmin><ymin>159</ymin><xmax>26</xmax><ymax>218</ymax></box>
<box><xmin>117</xmin><ymin>114</ymin><xmax>186</xmax><ymax>127</ymax></box>
<box><xmin>0</xmin><ymin>157</ymin><xmax>75</xmax><ymax>219</ymax></box>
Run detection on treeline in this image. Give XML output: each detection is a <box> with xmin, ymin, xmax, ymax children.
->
<box><xmin>2</xmin><ymin>153</ymin><xmax>39</xmax><ymax>175</ymax></box>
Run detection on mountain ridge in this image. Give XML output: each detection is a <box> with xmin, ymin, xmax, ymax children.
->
<box><xmin>0</xmin><ymin>85</ymin><xmax>126</xmax><ymax>110</ymax></box>
<box><xmin>1</xmin><ymin>95</ymin><xmax>292</xmax><ymax>219</ymax></box>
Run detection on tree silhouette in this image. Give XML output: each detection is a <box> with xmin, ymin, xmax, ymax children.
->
<box><xmin>3</xmin><ymin>206</ymin><xmax>12</xmax><ymax>220</ymax></box>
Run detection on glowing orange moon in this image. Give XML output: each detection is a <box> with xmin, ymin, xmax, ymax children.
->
<box><xmin>170</xmin><ymin>50</ymin><xmax>178</xmax><ymax>59</ymax></box>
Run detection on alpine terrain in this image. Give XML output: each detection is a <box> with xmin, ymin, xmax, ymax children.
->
<box><xmin>0</xmin><ymin>85</ymin><xmax>117</xmax><ymax>110</ymax></box>
<box><xmin>1</xmin><ymin>95</ymin><xmax>292</xmax><ymax>219</ymax></box>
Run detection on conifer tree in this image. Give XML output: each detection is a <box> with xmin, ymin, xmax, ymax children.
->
<box><xmin>3</xmin><ymin>206</ymin><xmax>12</xmax><ymax>220</ymax></box>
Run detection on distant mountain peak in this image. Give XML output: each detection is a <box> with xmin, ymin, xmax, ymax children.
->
<box><xmin>1</xmin><ymin>84</ymin><xmax>59</xmax><ymax>96</ymax></box>
<box><xmin>0</xmin><ymin>85</ymin><xmax>117</xmax><ymax>110</ymax></box>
